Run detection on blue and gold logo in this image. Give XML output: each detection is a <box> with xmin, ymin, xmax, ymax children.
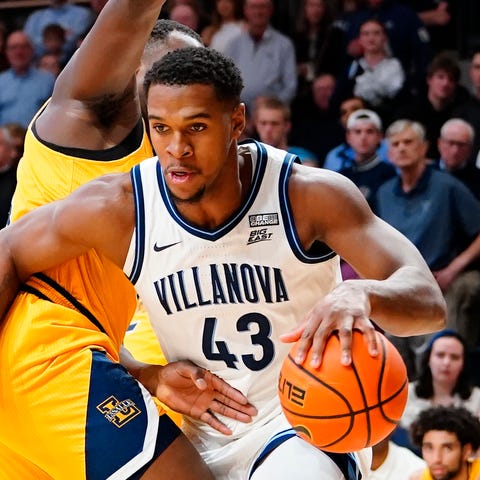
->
<box><xmin>97</xmin><ymin>395</ymin><xmax>141</xmax><ymax>427</ymax></box>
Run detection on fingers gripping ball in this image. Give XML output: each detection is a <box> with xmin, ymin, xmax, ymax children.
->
<box><xmin>278</xmin><ymin>329</ymin><xmax>408</xmax><ymax>452</ymax></box>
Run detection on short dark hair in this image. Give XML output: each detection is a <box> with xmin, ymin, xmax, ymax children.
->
<box><xmin>427</xmin><ymin>52</ymin><xmax>461</xmax><ymax>82</ymax></box>
<box><xmin>410</xmin><ymin>406</ymin><xmax>480</xmax><ymax>450</ymax></box>
<box><xmin>144</xmin><ymin>46</ymin><xmax>244</xmax><ymax>105</ymax></box>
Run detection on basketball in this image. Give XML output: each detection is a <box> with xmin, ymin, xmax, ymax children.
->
<box><xmin>278</xmin><ymin>329</ymin><xmax>408</xmax><ymax>452</ymax></box>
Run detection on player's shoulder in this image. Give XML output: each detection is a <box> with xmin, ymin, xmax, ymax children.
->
<box><xmin>72</xmin><ymin>171</ymin><xmax>132</xmax><ymax>203</ymax></box>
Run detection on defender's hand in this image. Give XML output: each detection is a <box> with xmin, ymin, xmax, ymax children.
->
<box><xmin>138</xmin><ymin>360</ymin><xmax>258</xmax><ymax>435</ymax></box>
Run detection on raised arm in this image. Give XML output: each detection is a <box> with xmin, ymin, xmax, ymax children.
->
<box><xmin>284</xmin><ymin>166</ymin><xmax>446</xmax><ymax>365</ymax></box>
<box><xmin>0</xmin><ymin>172</ymin><xmax>133</xmax><ymax>321</ymax></box>
<box><xmin>36</xmin><ymin>0</ymin><xmax>167</xmax><ymax>146</ymax></box>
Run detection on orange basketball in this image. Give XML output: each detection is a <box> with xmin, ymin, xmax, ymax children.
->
<box><xmin>278</xmin><ymin>329</ymin><xmax>408</xmax><ymax>452</ymax></box>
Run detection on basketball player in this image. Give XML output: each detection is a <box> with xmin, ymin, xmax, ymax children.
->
<box><xmin>0</xmin><ymin>1</ymin><xmax>258</xmax><ymax>479</ymax></box>
<box><xmin>11</xmin><ymin>0</ymin><xmax>202</xmax><ymax>425</ymax></box>
<box><xmin>0</xmin><ymin>47</ymin><xmax>445</xmax><ymax>479</ymax></box>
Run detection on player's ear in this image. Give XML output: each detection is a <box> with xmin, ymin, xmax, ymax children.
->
<box><xmin>231</xmin><ymin>102</ymin><xmax>246</xmax><ymax>140</ymax></box>
<box><xmin>462</xmin><ymin>443</ymin><xmax>473</xmax><ymax>461</ymax></box>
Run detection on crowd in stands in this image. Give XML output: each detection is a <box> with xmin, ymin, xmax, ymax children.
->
<box><xmin>2</xmin><ymin>0</ymin><xmax>480</xmax><ymax>466</ymax></box>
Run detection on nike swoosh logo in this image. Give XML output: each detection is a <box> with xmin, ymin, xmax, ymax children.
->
<box><xmin>153</xmin><ymin>241</ymin><xmax>182</xmax><ymax>252</ymax></box>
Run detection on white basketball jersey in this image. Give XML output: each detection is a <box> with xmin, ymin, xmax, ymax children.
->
<box><xmin>124</xmin><ymin>140</ymin><xmax>342</xmax><ymax>475</ymax></box>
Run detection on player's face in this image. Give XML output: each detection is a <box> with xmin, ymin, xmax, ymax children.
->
<box><xmin>422</xmin><ymin>430</ymin><xmax>471</xmax><ymax>480</ymax></box>
<box><xmin>428</xmin><ymin>337</ymin><xmax>464</xmax><ymax>386</ymax></box>
<box><xmin>147</xmin><ymin>83</ymin><xmax>245</xmax><ymax>204</ymax></box>
<box><xmin>254</xmin><ymin>108</ymin><xmax>289</xmax><ymax>148</ymax></box>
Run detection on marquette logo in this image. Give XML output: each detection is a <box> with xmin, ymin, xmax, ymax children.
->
<box><xmin>97</xmin><ymin>395</ymin><xmax>141</xmax><ymax>427</ymax></box>
<box><xmin>248</xmin><ymin>213</ymin><xmax>279</xmax><ymax>227</ymax></box>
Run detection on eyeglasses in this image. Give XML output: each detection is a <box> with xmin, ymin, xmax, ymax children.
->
<box><xmin>440</xmin><ymin>138</ymin><xmax>471</xmax><ymax>148</ymax></box>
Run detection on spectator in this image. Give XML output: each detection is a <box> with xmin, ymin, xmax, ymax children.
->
<box><xmin>23</xmin><ymin>0</ymin><xmax>92</xmax><ymax>60</ymax></box>
<box><xmin>336</xmin><ymin>18</ymin><xmax>406</xmax><ymax>124</ymax></box>
<box><xmin>337</xmin><ymin>108</ymin><xmax>395</xmax><ymax>280</ymax></box>
<box><xmin>269</xmin><ymin>0</ymin><xmax>302</xmax><ymax>36</ymax></box>
<box><xmin>397</xmin><ymin>330</ymin><xmax>480</xmax><ymax>447</ymax></box>
<box><xmin>469</xmin><ymin>51</ymin><xmax>480</xmax><ymax>101</ymax></box>
<box><xmin>168</xmin><ymin>1</ymin><xmax>203</xmax><ymax>33</ymax></box>
<box><xmin>223</xmin><ymin>0</ymin><xmax>297</xmax><ymax>115</ymax></box>
<box><xmin>0</xmin><ymin>126</ymin><xmax>17</xmax><ymax>227</ymax></box>
<box><xmin>339</xmin><ymin>109</ymin><xmax>395</xmax><ymax>212</ymax></box>
<box><xmin>437</xmin><ymin>119</ymin><xmax>480</xmax><ymax>199</ymax></box>
<box><xmin>335</xmin><ymin>0</ymin><xmax>431</xmax><ymax>97</ymax></box>
<box><xmin>399</xmin><ymin>1</ymin><xmax>456</xmax><ymax>55</ymax></box>
<box><xmin>201</xmin><ymin>0</ymin><xmax>245</xmax><ymax>53</ymax></box>
<box><xmin>37</xmin><ymin>52</ymin><xmax>63</xmax><ymax>77</ymax></box>
<box><xmin>0</xmin><ymin>21</ymin><xmax>8</xmax><ymax>72</ymax></box>
<box><xmin>409</xmin><ymin>405</ymin><xmax>480</xmax><ymax>480</ymax></box>
<box><xmin>3</xmin><ymin>122</ymin><xmax>26</xmax><ymax>165</ymax></box>
<box><xmin>392</xmin><ymin>52</ymin><xmax>469</xmax><ymax>161</ymax></box>
<box><xmin>369</xmin><ymin>433</ymin><xmax>426</xmax><ymax>480</ymax></box>
<box><xmin>40</xmin><ymin>23</ymin><xmax>67</xmax><ymax>66</ymax></box>
<box><xmin>452</xmin><ymin>51</ymin><xmax>480</xmax><ymax>157</ymax></box>
<box><xmin>289</xmin><ymin>72</ymin><xmax>344</xmax><ymax>164</ymax></box>
<box><xmin>0</xmin><ymin>31</ymin><xmax>55</xmax><ymax>128</ymax></box>
<box><xmin>253</xmin><ymin>95</ymin><xmax>319</xmax><ymax>166</ymax></box>
<box><xmin>324</xmin><ymin>96</ymin><xmax>390</xmax><ymax>171</ymax></box>
<box><xmin>377</xmin><ymin>120</ymin><xmax>480</xmax><ymax>370</ymax></box>
<box><xmin>291</xmin><ymin>0</ymin><xmax>347</xmax><ymax>96</ymax></box>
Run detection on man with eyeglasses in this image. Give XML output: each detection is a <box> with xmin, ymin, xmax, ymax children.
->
<box><xmin>437</xmin><ymin>118</ymin><xmax>480</xmax><ymax>200</ymax></box>
<box><xmin>376</xmin><ymin>119</ymin><xmax>480</xmax><ymax>377</ymax></box>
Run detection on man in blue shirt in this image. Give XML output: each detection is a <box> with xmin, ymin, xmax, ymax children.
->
<box><xmin>0</xmin><ymin>31</ymin><xmax>55</xmax><ymax>128</ymax></box>
<box><xmin>222</xmin><ymin>0</ymin><xmax>297</xmax><ymax>115</ymax></box>
<box><xmin>377</xmin><ymin>119</ymin><xmax>480</xmax><ymax>373</ymax></box>
<box><xmin>23</xmin><ymin>0</ymin><xmax>93</xmax><ymax>60</ymax></box>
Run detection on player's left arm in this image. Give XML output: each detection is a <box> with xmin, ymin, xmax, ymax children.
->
<box><xmin>282</xmin><ymin>165</ymin><xmax>446</xmax><ymax>366</ymax></box>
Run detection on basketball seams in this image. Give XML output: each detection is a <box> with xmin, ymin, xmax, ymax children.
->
<box><xmin>279</xmin><ymin>331</ymin><xmax>408</xmax><ymax>452</ymax></box>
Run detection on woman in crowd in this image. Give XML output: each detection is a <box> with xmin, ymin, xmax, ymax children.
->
<box><xmin>394</xmin><ymin>330</ymin><xmax>480</xmax><ymax>450</ymax></box>
<box><xmin>201</xmin><ymin>0</ymin><xmax>244</xmax><ymax>53</ymax></box>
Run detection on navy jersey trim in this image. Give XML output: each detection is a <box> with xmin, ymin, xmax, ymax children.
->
<box><xmin>156</xmin><ymin>140</ymin><xmax>267</xmax><ymax>241</ymax></box>
<box><xmin>278</xmin><ymin>157</ymin><xmax>336</xmax><ymax>263</ymax></box>
<box><xmin>129</xmin><ymin>165</ymin><xmax>147</xmax><ymax>285</ymax></box>
<box><xmin>248</xmin><ymin>428</ymin><xmax>361</xmax><ymax>480</ymax></box>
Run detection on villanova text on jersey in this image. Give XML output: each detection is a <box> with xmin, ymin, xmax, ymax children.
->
<box><xmin>154</xmin><ymin>263</ymin><xmax>289</xmax><ymax>314</ymax></box>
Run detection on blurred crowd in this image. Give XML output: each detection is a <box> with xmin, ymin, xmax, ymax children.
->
<box><xmin>1</xmin><ymin>1</ymin><xmax>480</xmax><ymax>476</ymax></box>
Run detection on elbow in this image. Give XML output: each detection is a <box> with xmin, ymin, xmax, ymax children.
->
<box><xmin>430</xmin><ymin>292</ymin><xmax>447</xmax><ymax>333</ymax></box>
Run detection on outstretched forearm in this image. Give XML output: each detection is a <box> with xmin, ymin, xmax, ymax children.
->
<box><xmin>362</xmin><ymin>265</ymin><xmax>446</xmax><ymax>336</ymax></box>
<box><xmin>54</xmin><ymin>0</ymin><xmax>168</xmax><ymax>101</ymax></box>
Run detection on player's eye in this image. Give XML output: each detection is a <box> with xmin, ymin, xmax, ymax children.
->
<box><xmin>153</xmin><ymin>124</ymin><xmax>169</xmax><ymax>133</ymax></box>
<box><xmin>190</xmin><ymin>124</ymin><xmax>206</xmax><ymax>132</ymax></box>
